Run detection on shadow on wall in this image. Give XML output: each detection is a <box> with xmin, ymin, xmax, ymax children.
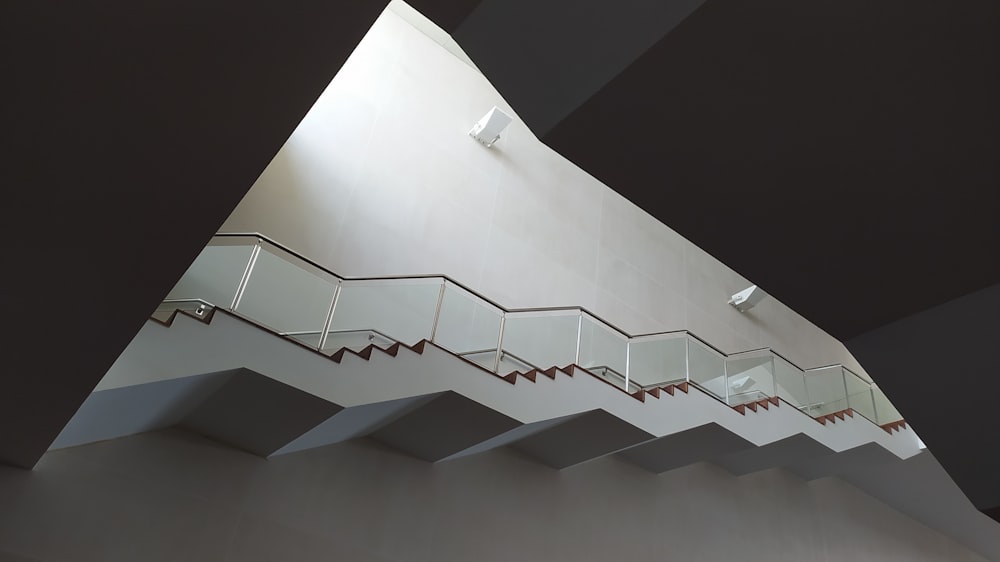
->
<box><xmin>0</xmin><ymin>429</ymin><xmax>989</xmax><ymax>562</ymax></box>
<box><xmin>845</xmin><ymin>282</ymin><xmax>1000</xmax><ymax>518</ymax></box>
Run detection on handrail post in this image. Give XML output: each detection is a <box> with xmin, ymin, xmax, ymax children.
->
<box><xmin>840</xmin><ymin>367</ymin><xmax>851</xmax><ymax>413</ymax></box>
<box><xmin>625</xmin><ymin>340</ymin><xmax>631</xmax><ymax>393</ymax></box>
<box><xmin>429</xmin><ymin>279</ymin><xmax>446</xmax><ymax>343</ymax></box>
<box><xmin>872</xmin><ymin>384</ymin><xmax>881</xmax><ymax>424</ymax></box>
<box><xmin>575</xmin><ymin>312</ymin><xmax>582</xmax><ymax>366</ymax></box>
<box><xmin>723</xmin><ymin>350</ymin><xmax>730</xmax><ymax>406</ymax></box>
<box><xmin>231</xmin><ymin>238</ymin><xmax>262</xmax><ymax>311</ymax></box>
<box><xmin>317</xmin><ymin>280</ymin><xmax>342</xmax><ymax>352</ymax></box>
<box><xmin>684</xmin><ymin>335</ymin><xmax>691</xmax><ymax>388</ymax></box>
<box><xmin>769</xmin><ymin>355</ymin><xmax>777</xmax><ymax>399</ymax></box>
<box><xmin>802</xmin><ymin>372</ymin><xmax>812</xmax><ymax>414</ymax></box>
<box><xmin>493</xmin><ymin>313</ymin><xmax>506</xmax><ymax>373</ymax></box>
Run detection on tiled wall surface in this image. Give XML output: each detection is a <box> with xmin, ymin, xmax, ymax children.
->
<box><xmin>222</xmin><ymin>7</ymin><xmax>868</xmax><ymax>376</ymax></box>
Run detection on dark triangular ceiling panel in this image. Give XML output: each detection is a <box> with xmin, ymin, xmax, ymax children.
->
<box><xmin>451</xmin><ymin>0</ymin><xmax>708</xmax><ymax>134</ymax></box>
<box><xmin>405</xmin><ymin>0</ymin><xmax>483</xmax><ymax>32</ymax></box>
<box><xmin>542</xmin><ymin>0</ymin><xmax>999</xmax><ymax>341</ymax></box>
<box><xmin>846</xmin><ymin>283</ymin><xmax>1000</xmax><ymax>521</ymax></box>
<box><xmin>2</xmin><ymin>0</ymin><xmax>388</xmax><ymax>469</ymax></box>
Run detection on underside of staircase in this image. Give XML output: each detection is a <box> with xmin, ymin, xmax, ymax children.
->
<box><xmin>60</xmin><ymin>306</ymin><xmax>919</xmax><ymax>472</ymax></box>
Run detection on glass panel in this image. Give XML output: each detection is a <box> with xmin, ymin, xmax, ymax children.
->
<box><xmin>627</xmin><ymin>333</ymin><xmax>687</xmax><ymax>389</ymax></box>
<box><xmin>236</xmin><ymin>245</ymin><xmax>339</xmax><ymax>340</ymax></box>
<box><xmin>844</xmin><ymin>369</ymin><xmax>876</xmax><ymax>422</ymax></box>
<box><xmin>725</xmin><ymin>350</ymin><xmax>775</xmax><ymax>406</ymax></box>
<box><xmin>180</xmin><ymin>237</ymin><xmax>894</xmax><ymax>425</ymax></box>
<box><xmin>772</xmin><ymin>354</ymin><xmax>808</xmax><ymax>409</ymax></box>
<box><xmin>578</xmin><ymin>313</ymin><xmax>629</xmax><ymax>390</ymax></box>
<box><xmin>501</xmin><ymin>310</ymin><xmax>579</xmax><ymax>374</ymax></box>
<box><xmin>873</xmin><ymin>385</ymin><xmax>903</xmax><ymax>424</ymax></box>
<box><xmin>687</xmin><ymin>336</ymin><xmax>727</xmax><ymax>401</ymax></box>
<box><xmin>165</xmin><ymin>239</ymin><xmax>255</xmax><ymax>308</ymax></box>
<box><xmin>329</xmin><ymin>278</ymin><xmax>442</xmax><ymax>347</ymax></box>
<box><xmin>434</xmin><ymin>282</ymin><xmax>503</xmax><ymax>367</ymax></box>
<box><xmin>804</xmin><ymin>366</ymin><xmax>848</xmax><ymax>417</ymax></box>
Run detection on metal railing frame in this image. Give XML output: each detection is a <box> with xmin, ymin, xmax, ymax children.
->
<box><xmin>167</xmin><ymin>232</ymin><xmax>904</xmax><ymax>425</ymax></box>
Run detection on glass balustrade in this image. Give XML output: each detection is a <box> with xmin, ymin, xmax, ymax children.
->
<box><xmin>725</xmin><ymin>349</ymin><xmax>777</xmax><ymax>406</ymax></box>
<box><xmin>772</xmin><ymin>353</ymin><xmax>808</xmax><ymax>410</ymax></box>
<box><xmin>578</xmin><ymin>312</ymin><xmax>630</xmax><ymax>391</ymax></box>
<box><xmin>165</xmin><ymin>236</ymin><xmax>257</xmax><ymax>308</ymax></box>
<box><xmin>687</xmin><ymin>336</ymin><xmax>728</xmax><ymax>402</ymax></box>
<box><xmin>500</xmin><ymin>310</ymin><xmax>579</xmax><ymax>374</ymax></box>
<box><xmin>804</xmin><ymin>366</ymin><xmax>850</xmax><ymax>417</ymax></box>
<box><xmin>433</xmin><ymin>281</ymin><xmax>504</xmax><ymax>364</ymax></box>
<box><xmin>234</xmin><ymin>241</ymin><xmax>340</xmax><ymax>346</ymax></box>
<box><xmin>626</xmin><ymin>333</ymin><xmax>688</xmax><ymax>390</ymax></box>
<box><xmin>158</xmin><ymin>233</ymin><xmax>908</xmax><ymax>427</ymax></box>
<box><xmin>327</xmin><ymin>278</ymin><xmax>442</xmax><ymax>348</ymax></box>
<box><xmin>844</xmin><ymin>368</ymin><xmax>877</xmax><ymax>423</ymax></box>
<box><xmin>873</xmin><ymin>385</ymin><xmax>902</xmax><ymax>425</ymax></box>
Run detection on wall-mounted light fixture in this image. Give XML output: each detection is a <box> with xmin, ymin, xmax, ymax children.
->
<box><xmin>728</xmin><ymin>285</ymin><xmax>767</xmax><ymax>312</ymax></box>
<box><xmin>469</xmin><ymin>106</ymin><xmax>512</xmax><ymax>148</ymax></box>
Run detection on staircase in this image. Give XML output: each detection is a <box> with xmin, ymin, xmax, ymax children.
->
<box><xmin>58</xmin><ymin>301</ymin><xmax>920</xmax><ymax>479</ymax></box>
<box><xmin>46</xmin><ymin>233</ymin><xmax>1000</xmax><ymax>558</ymax></box>
<box><xmin>56</xmin><ymin>232</ymin><xmax>921</xmax><ymax>467</ymax></box>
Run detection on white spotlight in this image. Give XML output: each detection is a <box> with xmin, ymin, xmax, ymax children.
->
<box><xmin>728</xmin><ymin>285</ymin><xmax>767</xmax><ymax>312</ymax></box>
<box><xmin>469</xmin><ymin>106</ymin><xmax>512</xmax><ymax>148</ymax></box>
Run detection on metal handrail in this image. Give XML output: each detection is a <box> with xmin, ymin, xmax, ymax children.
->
<box><xmin>278</xmin><ymin>328</ymin><xmax>397</xmax><ymax>344</ymax></box>
<box><xmin>189</xmin><ymin>231</ymin><xmax>900</xmax><ymax>423</ymax></box>
<box><xmin>216</xmin><ymin>233</ymin><xmax>750</xmax><ymax>358</ymax></box>
<box><xmin>160</xmin><ymin>298</ymin><xmax>213</xmax><ymax>306</ymax></box>
<box><xmin>216</xmin><ymin>232</ymin><xmax>634</xmax><ymax>338</ymax></box>
<box><xmin>458</xmin><ymin>348</ymin><xmax>537</xmax><ymax>371</ymax></box>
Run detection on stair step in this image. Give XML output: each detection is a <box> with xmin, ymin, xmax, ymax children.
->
<box><xmin>878</xmin><ymin>420</ymin><xmax>907</xmax><ymax>434</ymax></box>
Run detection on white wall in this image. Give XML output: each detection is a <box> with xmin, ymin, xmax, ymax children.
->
<box><xmin>221</xmin><ymin>5</ymin><xmax>869</xmax><ymax>377</ymax></box>
<box><xmin>0</xmin><ymin>430</ymin><xmax>985</xmax><ymax>562</ymax></box>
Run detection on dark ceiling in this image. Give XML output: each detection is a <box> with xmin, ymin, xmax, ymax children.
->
<box><xmin>4</xmin><ymin>0</ymin><xmax>999</xmax><ymax>525</ymax></box>
<box><xmin>1</xmin><ymin>0</ymin><xmax>387</xmax><ymax>468</ymax></box>
<box><xmin>544</xmin><ymin>0</ymin><xmax>999</xmax><ymax>341</ymax></box>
